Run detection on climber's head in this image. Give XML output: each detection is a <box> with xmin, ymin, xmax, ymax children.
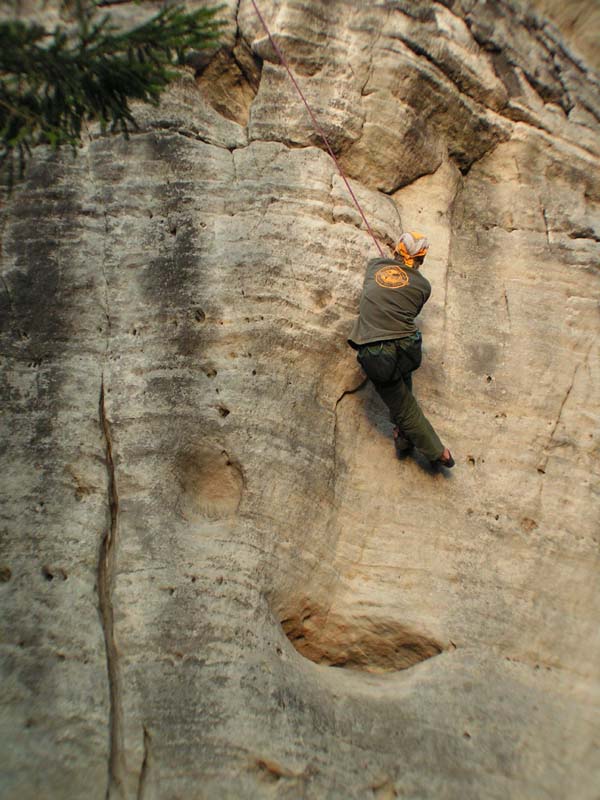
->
<box><xmin>393</xmin><ymin>231</ymin><xmax>429</xmax><ymax>268</ymax></box>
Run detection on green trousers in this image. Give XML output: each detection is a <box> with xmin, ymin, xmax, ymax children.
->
<box><xmin>357</xmin><ymin>334</ymin><xmax>444</xmax><ymax>462</ymax></box>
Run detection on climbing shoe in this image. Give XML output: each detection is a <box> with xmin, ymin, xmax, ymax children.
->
<box><xmin>435</xmin><ymin>448</ymin><xmax>455</xmax><ymax>468</ymax></box>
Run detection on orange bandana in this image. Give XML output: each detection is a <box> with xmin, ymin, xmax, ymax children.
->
<box><xmin>394</xmin><ymin>231</ymin><xmax>429</xmax><ymax>267</ymax></box>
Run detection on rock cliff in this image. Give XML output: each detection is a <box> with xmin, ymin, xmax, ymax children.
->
<box><xmin>1</xmin><ymin>1</ymin><xmax>599</xmax><ymax>798</ymax></box>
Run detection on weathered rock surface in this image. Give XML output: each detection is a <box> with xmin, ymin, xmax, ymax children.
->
<box><xmin>1</xmin><ymin>1</ymin><xmax>599</xmax><ymax>798</ymax></box>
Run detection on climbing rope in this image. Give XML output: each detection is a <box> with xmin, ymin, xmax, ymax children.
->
<box><xmin>250</xmin><ymin>0</ymin><xmax>385</xmax><ymax>258</ymax></box>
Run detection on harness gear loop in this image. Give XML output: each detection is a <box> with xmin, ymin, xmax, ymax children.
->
<box><xmin>251</xmin><ymin>0</ymin><xmax>385</xmax><ymax>258</ymax></box>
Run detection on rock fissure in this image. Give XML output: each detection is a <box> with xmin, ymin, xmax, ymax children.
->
<box><xmin>568</xmin><ymin>228</ymin><xmax>600</xmax><ymax>243</ymax></box>
<box><xmin>538</xmin><ymin>360</ymin><xmax>581</xmax><ymax>475</ymax></box>
<box><xmin>331</xmin><ymin>377</ymin><xmax>367</xmax><ymax>485</ymax></box>
<box><xmin>234</xmin><ymin>0</ymin><xmax>242</xmax><ymax>37</ymax></box>
<box><xmin>360</xmin><ymin>8</ymin><xmax>391</xmax><ymax>98</ymax></box>
<box><xmin>143</xmin><ymin>124</ymin><xmax>220</xmax><ymax>143</ymax></box>
<box><xmin>551</xmin><ymin>58</ymin><xmax>575</xmax><ymax>114</ymax></box>
<box><xmin>98</xmin><ymin>378</ymin><xmax>125</xmax><ymax>800</ymax></box>
<box><xmin>136</xmin><ymin>726</ymin><xmax>151</xmax><ymax>800</ymax></box>
<box><xmin>503</xmin><ymin>288</ymin><xmax>512</xmax><ymax>332</ymax></box>
<box><xmin>540</xmin><ymin>203</ymin><xmax>552</xmax><ymax>247</ymax></box>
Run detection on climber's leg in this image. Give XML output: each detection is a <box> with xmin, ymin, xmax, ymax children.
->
<box><xmin>357</xmin><ymin>338</ymin><xmax>445</xmax><ymax>462</ymax></box>
<box><xmin>374</xmin><ymin>376</ymin><xmax>444</xmax><ymax>462</ymax></box>
<box><xmin>393</xmin><ymin>424</ymin><xmax>413</xmax><ymax>453</ymax></box>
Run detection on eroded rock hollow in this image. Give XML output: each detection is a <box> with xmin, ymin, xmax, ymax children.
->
<box><xmin>1</xmin><ymin>1</ymin><xmax>599</xmax><ymax>798</ymax></box>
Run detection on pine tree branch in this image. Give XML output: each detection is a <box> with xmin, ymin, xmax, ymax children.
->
<box><xmin>0</xmin><ymin>2</ymin><xmax>225</xmax><ymax>186</ymax></box>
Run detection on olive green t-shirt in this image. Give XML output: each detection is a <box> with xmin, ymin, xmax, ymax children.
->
<box><xmin>348</xmin><ymin>257</ymin><xmax>431</xmax><ymax>349</ymax></box>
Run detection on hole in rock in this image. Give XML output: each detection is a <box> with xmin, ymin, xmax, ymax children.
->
<box><xmin>279</xmin><ymin>603</ymin><xmax>444</xmax><ymax>673</ymax></box>
<box><xmin>175</xmin><ymin>448</ymin><xmax>244</xmax><ymax>521</ymax></box>
<box><xmin>200</xmin><ymin>363</ymin><xmax>217</xmax><ymax>378</ymax></box>
<box><xmin>42</xmin><ymin>566</ymin><xmax>67</xmax><ymax>582</ymax></box>
<box><xmin>520</xmin><ymin>517</ymin><xmax>538</xmax><ymax>532</ymax></box>
<box><xmin>256</xmin><ymin>759</ymin><xmax>282</xmax><ymax>782</ymax></box>
<box><xmin>0</xmin><ymin>566</ymin><xmax>11</xmax><ymax>582</ymax></box>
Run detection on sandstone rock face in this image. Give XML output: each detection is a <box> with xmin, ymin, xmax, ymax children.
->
<box><xmin>1</xmin><ymin>1</ymin><xmax>599</xmax><ymax>798</ymax></box>
<box><xmin>529</xmin><ymin>0</ymin><xmax>600</xmax><ymax>71</ymax></box>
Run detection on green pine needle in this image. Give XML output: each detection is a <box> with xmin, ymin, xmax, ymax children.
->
<box><xmin>0</xmin><ymin>1</ymin><xmax>225</xmax><ymax>185</ymax></box>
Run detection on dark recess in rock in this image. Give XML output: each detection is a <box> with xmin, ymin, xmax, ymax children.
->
<box><xmin>42</xmin><ymin>565</ymin><xmax>68</xmax><ymax>581</ymax></box>
<box><xmin>196</xmin><ymin>35</ymin><xmax>263</xmax><ymax>126</ymax></box>
<box><xmin>278</xmin><ymin>602</ymin><xmax>444</xmax><ymax>672</ymax></box>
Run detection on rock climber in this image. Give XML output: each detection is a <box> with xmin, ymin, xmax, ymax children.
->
<box><xmin>348</xmin><ymin>231</ymin><xmax>455</xmax><ymax>468</ymax></box>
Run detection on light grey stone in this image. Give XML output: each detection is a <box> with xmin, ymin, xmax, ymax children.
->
<box><xmin>1</xmin><ymin>1</ymin><xmax>599</xmax><ymax>799</ymax></box>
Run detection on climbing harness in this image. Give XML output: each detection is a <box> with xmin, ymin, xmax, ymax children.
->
<box><xmin>251</xmin><ymin>0</ymin><xmax>385</xmax><ymax>257</ymax></box>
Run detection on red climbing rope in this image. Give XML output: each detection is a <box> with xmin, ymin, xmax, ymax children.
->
<box><xmin>250</xmin><ymin>0</ymin><xmax>385</xmax><ymax>258</ymax></box>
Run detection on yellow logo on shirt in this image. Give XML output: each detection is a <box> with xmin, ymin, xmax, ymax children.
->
<box><xmin>375</xmin><ymin>265</ymin><xmax>409</xmax><ymax>289</ymax></box>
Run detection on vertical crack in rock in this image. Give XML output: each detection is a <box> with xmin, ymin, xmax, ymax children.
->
<box><xmin>360</xmin><ymin>8</ymin><xmax>390</xmax><ymax>97</ymax></box>
<box><xmin>543</xmin><ymin>40</ymin><xmax>575</xmax><ymax>114</ymax></box>
<box><xmin>234</xmin><ymin>0</ymin><xmax>241</xmax><ymax>34</ymax></box>
<box><xmin>98</xmin><ymin>377</ymin><xmax>125</xmax><ymax>800</ymax></box>
<box><xmin>540</xmin><ymin>203</ymin><xmax>551</xmax><ymax>247</ymax></box>
<box><xmin>136</xmin><ymin>727</ymin><xmax>151</xmax><ymax>800</ymax></box>
<box><xmin>230</xmin><ymin>147</ymin><xmax>238</xmax><ymax>184</ymax></box>
<box><xmin>332</xmin><ymin>378</ymin><xmax>367</xmax><ymax>485</ymax></box>
<box><xmin>538</xmin><ymin>360</ymin><xmax>581</xmax><ymax>475</ymax></box>
<box><xmin>503</xmin><ymin>287</ymin><xmax>512</xmax><ymax>331</ymax></box>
